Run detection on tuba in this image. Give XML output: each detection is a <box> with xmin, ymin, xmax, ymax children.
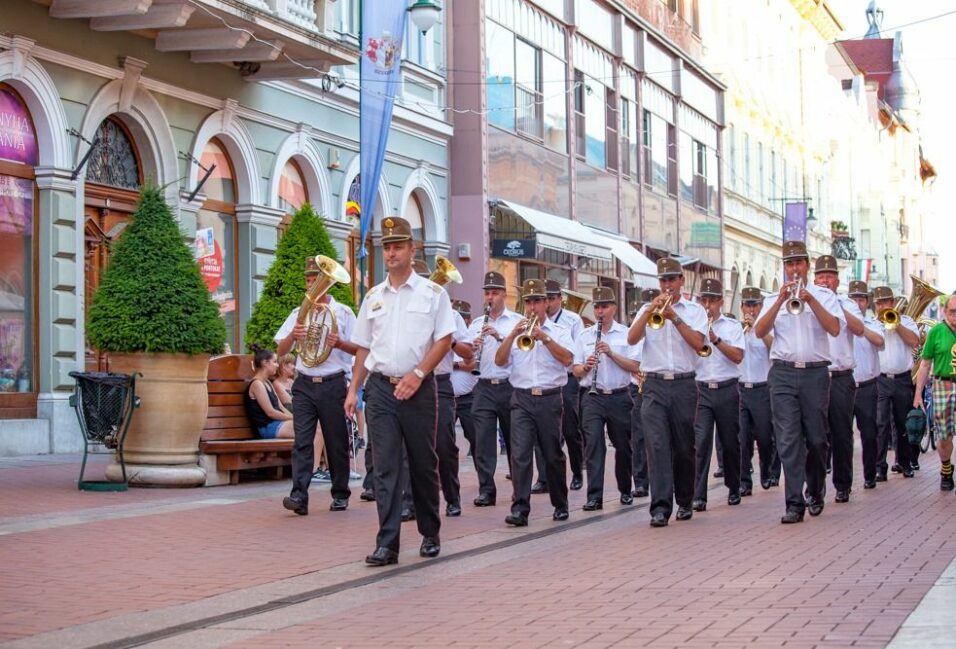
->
<box><xmin>429</xmin><ymin>255</ymin><xmax>463</xmax><ymax>287</ymax></box>
<box><xmin>904</xmin><ymin>275</ymin><xmax>944</xmax><ymax>321</ymax></box>
<box><xmin>516</xmin><ymin>315</ymin><xmax>539</xmax><ymax>351</ymax></box>
<box><xmin>296</xmin><ymin>255</ymin><xmax>351</xmax><ymax>367</ymax></box>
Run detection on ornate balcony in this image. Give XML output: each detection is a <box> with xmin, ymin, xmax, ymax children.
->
<box><xmin>831</xmin><ymin>235</ymin><xmax>857</xmax><ymax>261</ymax></box>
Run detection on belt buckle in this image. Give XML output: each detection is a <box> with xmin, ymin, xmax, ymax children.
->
<box><xmin>663</xmin><ymin>372</ymin><xmax>675</xmax><ymax>381</ymax></box>
<box><xmin>531</xmin><ymin>388</ymin><xmax>542</xmax><ymax>396</ymax></box>
<box><xmin>389</xmin><ymin>376</ymin><xmax>401</xmax><ymax>385</ymax></box>
<box><xmin>312</xmin><ymin>376</ymin><xmax>324</xmax><ymax>383</ymax></box>
<box><xmin>708</xmin><ymin>382</ymin><xmax>718</xmax><ymax>390</ymax></box>
<box><xmin>601</xmin><ymin>388</ymin><xmax>612</xmax><ymax>395</ymax></box>
<box><xmin>794</xmin><ymin>362</ymin><xmax>807</xmax><ymax>369</ymax></box>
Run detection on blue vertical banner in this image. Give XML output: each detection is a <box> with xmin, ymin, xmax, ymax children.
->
<box><xmin>358</xmin><ymin>2</ymin><xmax>409</xmax><ymax>260</ymax></box>
<box><xmin>783</xmin><ymin>201</ymin><xmax>808</xmax><ymax>243</ymax></box>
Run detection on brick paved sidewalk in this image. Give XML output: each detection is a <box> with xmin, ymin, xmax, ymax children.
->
<box><xmin>1</xmin><ymin>446</ymin><xmax>954</xmax><ymax>649</ymax></box>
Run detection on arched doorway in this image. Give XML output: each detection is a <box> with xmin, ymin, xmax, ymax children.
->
<box><xmin>84</xmin><ymin>116</ymin><xmax>142</xmax><ymax>370</ymax></box>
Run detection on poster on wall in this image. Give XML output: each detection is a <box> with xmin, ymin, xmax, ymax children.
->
<box><xmin>0</xmin><ymin>174</ymin><xmax>31</xmax><ymax>390</ymax></box>
<box><xmin>0</xmin><ymin>88</ymin><xmax>38</xmax><ymax>165</ymax></box>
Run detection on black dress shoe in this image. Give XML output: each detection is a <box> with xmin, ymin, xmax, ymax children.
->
<box><xmin>864</xmin><ymin>480</ymin><xmax>877</xmax><ymax>489</ymax></box>
<box><xmin>632</xmin><ymin>486</ymin><xmax>649</xmax><ymax>498</ymax></box>
<box><xmin>760</xmin><ymin>479</ymin><xmax>772</xmax><ymax>490</ymax></box>
<box><xmin>650</xmin><ymin>512</ymin><xmax>668</xmax><ymax>527</ymax></box>
<box><xmin>903</xmin><ymin>468</ymin><xmax>915</xmax><ymax>478</ymax></box>
<box><xmin>401</xmin><ymin>508</ymin><xmax>416</xmax><ymax>522</ymax></box>
<box><xmin>807</xmin><ymin>497</ymin><xmax>824</xmax><ymax>517</ymax></box>
<box><xmin>713</xmin><ymin>468</ymin><xmax>724</xmax><ymax>478</ymax></box>
<box><xmin>676</xmin><ymin>506</ymin><xmax>693</xmax><ymax>521</ymax></box>
<box><xmin>530</xmin><ymin>481</ymin><xmax>548</xmax><ymax>494</ymax></box>
<box><xmin>582</xmin><ymin>499</ymin><xmax>603</xmax><ymax>511</ymax></box>
<box><xmin>912</xmin><ymin>460</ymin><xmax>921</xmax><ymax>471</ymax></box>
<box><xmin>505</xmin><ymin>473</ymin><xmax>511</xmax><ymax>480</ymax></box>
<box><xmin>769</xmin><ymin>477</ymin><xmax>780</xmax><ymax>487</ymax></box>
<box><xmin>691</xmin><ymin>499</ymin><xmax>707</xmax><ymax>512</ymax></box>
<box><xmin>891</xmin><ymin>463</ymin><xmax>903</xmax><ymax>473</ymax></box>
<box><xmin>834</xmin><ymin>490</ymin><xmax>850</xmax><ymax>503</ymax></box>
<box><xmin>329</xmin><ymin>498</ymin><xmax>348</xmax><ymax>511</ymax></box>
<box><xmin>473</xmin><ymin>494</ymin><xmax>496</xmax><ymax>507</ymax></box>
<box><xmin>875</xmin><ymin>471</ymin><xmax>888</xmax><ymax>482</ymax></box>
<box><xmin>365</xmin><ymin>547</ymin><xmax>398</xmax><ymax>566</ymax></box>
<box><xmin>359</xmin><ymin>489</ymin><xmax>376</xmax><ymax>502</ymax></box>
<box><xmin>552</xmin><ymin>508</ymin><xmax>569</xmax><ymax>521</ymax></box>
<box><xmin>941</xmin><ymin>474</ymin><xmax>955</xmax><ymax>491</ymax></box>
<box><xmin>781</xmin><ymin>510</ymin><xmax>804</xmax><ymax>524</ymax></box>
<box><xmin>620</xmin><ymin>493</ymin><xmax>634</xmax><ymax>505</ymax></box>
<box><xmin>282</xmin><ymin>496</ymin><xmax>308</xmax><ymax>516</ymax></box>
<box><xmin>504</xmin><ymin>513</ymin><xmax>528</xmax><ymax>527</ymax></box>
<box><xmin>445</xmin><ymin>502</ymin><xmax>462</xmax><ymax>517</ymax></box>
<box><xmin>419</xmin><ymin>536</ymin><xmax>441</xmax><ymax>558</ymax></box>
<box><xmin>569</xmin><ymin>475</ymin><xmax>584</xmax><ymax>491</ymax></box>
<box><xmin>740</xmin><ymin>487</ymin><xmax>753</xmax><ymax>497</ymax></box>
<box><xmin>728</xmin><ymin>493</ymin><xmax>742</xmax><ymax>506</ymax></box>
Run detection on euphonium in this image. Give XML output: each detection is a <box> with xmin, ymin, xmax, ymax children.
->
<box><xmin>516</xmin><ymin>315</ymin><xmax>539</xmax><ymax>351</ymax></box>
<box><xmin>429</xmin><ymin>255</ymin><xmax>463</xmax><ymax>286</ymax></box>
<box><xmin>562</xmin><ymin>289</ymin><xmax>592</xmax><ymax>315</ymax></box>
<box><xmin>648</xmin><ymin>292</ymin><xmax>673</xmax><ymax>329</ymax></box>
<box><xmin>786</xmin><ymin>278</ymin><xmax>804</xmax><ymax>315</ymax></box>
<box><xmin>296</xmin><ymin>255</ymin><xmax>351</xmax><ymax>367</ymax></box>
<box><xmin>697</xmin><ymin>316</ymin><xmax>714</xmax><ymax>357</ymax></box>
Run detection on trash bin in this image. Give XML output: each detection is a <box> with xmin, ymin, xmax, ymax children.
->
<box><xmin>68</xmin><ymin>371</ymin><xmax>140</xmax><ymax>492</ymax></box>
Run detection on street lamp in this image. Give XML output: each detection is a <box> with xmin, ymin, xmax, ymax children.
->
<box><xmin>407</xmin><ymin>0</ymin><xmax>442</xmax><ymax>34</ymax></box>
<box><xmin>806</xmin><ymin>207</ymin><xmax>818</xmax><ymax>231</ymax></box>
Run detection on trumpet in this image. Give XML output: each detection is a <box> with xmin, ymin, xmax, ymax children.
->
<box><xmin>648</xmin><ymin>291</ymin><xmax>673</xmax><ymax>329</ymax></box>
<box><xmin>697</xmin><ymin>316</ymin><xmax>714</xmax><ymax>357</ymax></box>
<box><xmin>741</xmin><ymin>315</ymin><xmax>754</xmax><ymax>335</ymax></box>
<box><xmin>786</xmin><ymin>278</ymin><xmax>805</xmax><ymax>315</ymax></box>
<box><xmin>878</xmin><ymin>298</ymin><xmax>905</xmax><ymax>330</ymax></box>
<box><xmin>516</xmin><ymin>315</ymin><xmax>539</xmax><ymax>351</ymax></box>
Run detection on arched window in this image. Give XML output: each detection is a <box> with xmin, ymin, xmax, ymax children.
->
<box><xmin>759</xmin><ymin>275</ymin><xmax>767</xmax><ymax>290</ymax></box>
<box><xmin>196</xmin><ymin>138</ymin><xmax>239</xmax><ymax>352</ymax></box>
<box><xmin>0</xmin><ymin>84</ymin><xmax>39</xmax><ymax>409</ymax></box>
<box><xmin>403</xmin><ymin>192</ymin><xmax>425</xmax><ymax>245</ymax></box>
<box><xmin>745</xmin><ymin>270</ymin><xmax>753</xmax><ymax>287</ymax></box>
<box><xmin>278</xmin><ymin>158</ymin><xmax>308</xmax><ymax>214</ymax></box>
<box><xmin>86</xmin><ymin>117</ymin><xmax>141</xmax><ymax>190</ymax></box>
<box><xmin>772</xmin><ymin>278</ymin><xmax>779</xmax><ymax>292</ymax></box>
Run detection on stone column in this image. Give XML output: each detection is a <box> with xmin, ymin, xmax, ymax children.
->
<box><xmin>236</xmin><ymin>204</ymin><xmax>284</xmax><ymax>347</ymax></box>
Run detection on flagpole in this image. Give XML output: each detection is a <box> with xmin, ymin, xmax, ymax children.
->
<box><xmin>358</xmin><ymin>0</ymin><xmax>367</xmax><ymax>303</ymax></box>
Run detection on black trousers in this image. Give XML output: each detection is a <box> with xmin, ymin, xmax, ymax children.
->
<box><xmin>363</xmin><ymin>439</ymin><xmax>374</xmax><ymax>492</ymax></box>
<box><xmin>854</xmin><ymin>379</ymin><xmax>879</xmax><ymax>483</ymax></box>
<box><xmin>455</xmin><ymin>391</ymin><xmax>477</xmax><ymax>460</ymax></box>
<box><xmin>769</xmin><ymin>364</ymin><xmax>830</xmax><ymax>514</ymax></box>
<box><xmin>827</xmin><ymin>371</ymin><xmax>857</xmax><ymax>492</ymax></box>
<box><xmin>581</xmin><ymin>389</ymin><xmax>632</xmax><ymax>502</ymax></box>
<box><xmin>471</xmin><ymin>380</ymin><xmax>513</xmax><ymax>500</ymax></box>
<box><xmin>694</xmin><ymin>381</ymin><xmax>741</xmax><ymax>503</ymax></box>
<box><xmin>739</xmin><ymin>383</ymin><xmax>779</xmax><ymax>488</ymax></box>
<box><xmin>629</xmin><ymin>384</ymin><xmax>648</xmax><ymax>490</ymax></box>
<box><xmin>535</xmin><ymin>374</ymin><xmax>584</xmax><ymax>486</ymax></box>
<box><xmin>290</xmin><ymin>375</ymin><xmax>351</xmax><ymax>503</ymax></box>
<box><xmin>510</xmin><ymin>390</ymin><xmax>567</xmax><ymax>517</ymax></box>
<box><xmin>642</xmin><ymin>376</ymin><xmax>698</xmax><ymax>519</ymax></box>
<box><xmin>365</xmin><ymin>373</ymin><xmax>440</xmax><ymax>551</ymax></box>
<box><xmin>877</xmin><ymin>374</ymin><xmax>916</xmax><ymax>472</ymax></box>
<box><xmin>435</xmin><ymin>375</ymin><xmax>460</xmax><ymax>507</ymax></box>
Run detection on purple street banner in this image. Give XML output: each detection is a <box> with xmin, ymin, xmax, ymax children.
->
<box><xmin>358</xmin><ymin>3</ymin><xmax>409</xmax><ymax>259</ymax></box>
<box><xmin>783</xmin><ymin>202</ymin><xmax>808</xmax><ymax>243</ymax></box>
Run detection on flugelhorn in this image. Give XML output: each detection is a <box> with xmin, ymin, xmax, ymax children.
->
<box><xmin>429</xmin><ymin>255</ymin><xmax>463</xmax><ymax>286</ymax></box>
<box><xmin>648</xmin><ymin>291</ymin><xmax>673</xmax><ymax>329</ymax></box>
<box><xmin>516</xmin><ymin>315</ymin><xmax>539</xmax><ymax>351</ymax></box>
<box><xmin>786</xmin><ymin>278</ymin><xmax>804</xmax><ymax>315</ymax></box>
<box><xmin>296</xmin><ymin>255</ymin><xmax>351</xmax><ymax>367</ymax></box>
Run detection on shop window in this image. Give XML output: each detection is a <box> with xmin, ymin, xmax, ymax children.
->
<box><xmin>196</xmin><ymin>138</ymin><xmax>239</xmax><ymax>352</ymax></box>
<box><xmin>0</xmin><ymin>85</ymin><xmax>38</xmax><ymax>411</ymax></box>
<box><xmin>86</xmin><ymin>118</ymin><xmax>140</xmax><ymax>190</ymax></box>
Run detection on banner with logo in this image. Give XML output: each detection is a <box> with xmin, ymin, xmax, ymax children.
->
<box><xmin>492</xmin><ymin>238</ymin><xmax>536</xmax><ymax>259</ymax></box>
<box><xmin>358</xmin><ymin>4</ymin><xmax>409</xmax><ymax>259</ymax></box>
<box><xmin>783</xmin><ymin>202</ymin><xmax>808</xmax><ymax>242</ymax></box>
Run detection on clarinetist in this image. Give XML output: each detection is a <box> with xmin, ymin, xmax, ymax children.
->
<box><xmin>573</xmin><ymin>287</ymin><xmax>641</xmax><ymax>511</ymax></box>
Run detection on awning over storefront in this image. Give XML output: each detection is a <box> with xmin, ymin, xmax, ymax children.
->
<box><xmin>585</xmin><ymin>228</ymin><xmax>658</xmax><ymax>285</ymax></box>
<box><xmin>493</xmin><ymin>200</ymin><xmax>613</xmax><ymax>261</ymax></box>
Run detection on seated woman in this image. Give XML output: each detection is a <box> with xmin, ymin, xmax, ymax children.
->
<box><xmin>246</xmin><ymin>347</ymin><xmax>293</xmax><ymax>439</ymax></box>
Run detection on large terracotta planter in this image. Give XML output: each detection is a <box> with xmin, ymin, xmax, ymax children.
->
<box><xmin>104</xmin><ymin>353</ymin><xmax>210</xmax><ymax>487</ymax></box>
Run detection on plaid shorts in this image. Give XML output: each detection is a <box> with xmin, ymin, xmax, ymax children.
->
<box><xmin>933</xmin><ymin>379</ymin><xmax>956</xmax><ymax>440</ymax></box>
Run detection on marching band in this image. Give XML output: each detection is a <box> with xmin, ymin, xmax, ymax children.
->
<box><xmin>280</xmin><ymin>227</ymin><xmax>956</xmax><ymax>563</ymax></box>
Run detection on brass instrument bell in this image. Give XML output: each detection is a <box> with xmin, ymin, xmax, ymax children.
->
<box><xmin>516</xmin><ymin>315</ymin><xmax>539</xmax><ymax>351</ymax></box>
<box><xmin>429</xmin><ymin>255</ymin><xmax>463</xmax><ymax>286</ymax></box>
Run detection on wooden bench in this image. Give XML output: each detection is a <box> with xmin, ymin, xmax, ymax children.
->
<box><xmin>199</xmin><ymin>354</ymin><xmax>293</xmax><ymax>486</ymax></box>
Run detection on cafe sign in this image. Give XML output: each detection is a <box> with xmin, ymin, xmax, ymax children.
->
<box><xmin>492</xmin><ymin>238</ymin><xmax>536</xmax><ymax>259</ymax></box>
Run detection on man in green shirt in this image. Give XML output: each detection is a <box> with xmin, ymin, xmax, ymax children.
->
<box><xmin>914</xmin><ymin>294</ymin><xmax>956</xmax><ymax>491</ymax></box>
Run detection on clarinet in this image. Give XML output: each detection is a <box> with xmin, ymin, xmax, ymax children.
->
<box><xmin>588</xmin><ymin>316</ymin><xmax>604</xmax><ymax>395</ymax></box>
<box><xmin>471</xmin><ymin>302</ymin><xmax>492</xmax><ymax>376</ymax></box>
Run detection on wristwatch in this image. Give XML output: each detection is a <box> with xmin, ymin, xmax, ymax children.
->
<box><xmin>543</xmin><ymin>336</ymin><xmax>553</xmax><ymax>344</ymax></box>
<box><xmin>412</xmin><ymin>368</ymin><xmax>426</xmax><ymax>380</ymax></box>
<box><xmin>672</xmin><ymin>316</ymin><xmax>684</xmax><ymax>327</ymax></box>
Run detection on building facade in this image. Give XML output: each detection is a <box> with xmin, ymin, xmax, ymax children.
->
<box><xmin>0</xmin><ymin>0</ymin><xmax>453</xmax><ymax>454</ymax></box>
<box><xmin>449</xmin><ymin>0</ymin><xmax>724</xmax><ymax>317</ymax></box>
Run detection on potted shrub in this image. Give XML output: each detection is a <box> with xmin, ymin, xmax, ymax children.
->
<box><xmin>831</xmin><ymin>220</ymin><xmax>849</xmax><ymax>238</ymax></box>
<box><xmin>87</xmin><ymin>186</ymin><xmax>226</xmax><ymax>487</ymax></box>
<box><xmin>244</xmin><ymin>203</ymin><xmax>355</xmax><ymax>351</ymax></box>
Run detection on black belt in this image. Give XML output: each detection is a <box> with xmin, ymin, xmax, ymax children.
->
<box><xmin>435</xmin><ymin>373</ymin><xmax>452</xmax><ymax>382</ymax></box>
<box><xmin>478</xmin><ymin>378</ymin><xmax>508</xmax><ymax>385</ymax></box>
<box><xmin>740</xmin><ymin>381</ymin><xmax>768</xmax><ymax>389</ymax></box>
<box><xmin>305</xmin><ymin>370</ymin><xmax>345</xmax><ymax>383</ymax></box>
<box><xmin>829</xmin><ymin>369</ymin><xmax>854</xmax><ymax>377</ymax></box>
<box><xmin>935</xmin><ymin>375</ymin><xmax>956</xmax><ymax>383</ymax></box>
<box><xmin>513</xmin><ymin>386</ymin><xmax>562</xmax><ymax>397</ymax></box>
<box><xmin>772</xmin><ymin>360</ymin><xmax>830</xmax><ymax>369</ymax></box>
<box><xmin>697</xmin><ymin>378</ymin><xmax>738</xmax><ymax>390</ymax></box>
<box><xmin>644</xmin><ymin>371</ymin><xmax>696</xmax><ymax>381</ymax></box>
<box><xmin>585</xmin><ymin>386</ymin><xmax>629</xmax><ymax>395</ymax></box>
<box><xmin>370</xmin><ymin>370</ymin><xmax>433</xmax><ymax>385</ymax></box>
<box><xmin>880</xmin><ymin>371</ymin><xmax>911</xmax><ymax>380</ymax></box>
<box><xmin>855</xmin><ymin>378</ymin><xmax>877</xmax><ymax>388</ymax></box>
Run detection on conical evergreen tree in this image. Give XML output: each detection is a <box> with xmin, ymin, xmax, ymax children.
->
<box><xmin>244</xmin><ymin>203</ymin><xmax>356</xmax><ymax>351</ymax></box>
<box><xmin>87</xmin><ymin>186</ymin><xmax>226</xmax><ymax>354</ymax></box>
